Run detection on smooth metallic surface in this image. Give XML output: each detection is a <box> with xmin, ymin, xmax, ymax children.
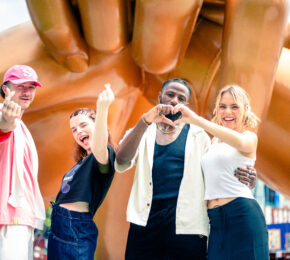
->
<box><xmin>77</xmin><ymin>0</ymin><xmax>130</xmax><ymax>52</ymax></box>
<box><xmin>26</xmin><ymin>0</ymin><xmax>89</xmax><ymax>72</ymax></box>
<box><xmin>217</xmin><ymin>0</ymin><xmax>289</xmax><ymax>123</ymax></box>
<box><xmin>131</xmin><ymin>0</ymin><xmax>203</xmax><ymax>74</ymax></box>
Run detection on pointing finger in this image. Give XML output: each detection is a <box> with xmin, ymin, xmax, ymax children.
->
<box><xmin>105</xmin><ymin>83</ymin><xmax>115</xmax><ymax>100</ymax></box>
<box><xmin>104</xmin><ymin>83</ymin><xmax>111</xmax><ymax>90</ymax></box>
<box><xmin>16</xmin><ymin>105</ymin><xmax>22</xmax><ymax>117</ymax></box>
<box><xmin>5</xmin><ymin>88</ymin><xmax>15</xmax><ymax>102</ymax></box>
<box><xmin>11</xmin><ymin>102</ymin><xmax>18</xmax><ymax>114</ymax></box>
<box><xmin>4</xmin><ymin>87</ymin><xmax>11</xmax><ymax>101</ymax></box>
<box><xmin>102</xmin><ymin>89</ymin><xmax>109</xmax><ymax>100</ymax></box>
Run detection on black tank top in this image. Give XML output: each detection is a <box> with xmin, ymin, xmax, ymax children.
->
<box><xmin>152</xmin><ymin>124</ymin><xmax>189</xmax><ymax>199</ymax></box>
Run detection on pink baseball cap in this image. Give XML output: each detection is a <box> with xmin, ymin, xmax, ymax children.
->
<box><xmin>3</xmin><ymin>65</ymin><xmax>42</xmax><ymax>87</ymax></box>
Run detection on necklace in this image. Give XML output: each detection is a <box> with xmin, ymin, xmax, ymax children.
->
<box><xmin>156</xmin><ymin>123</ymin><xmax>179</xmax><ymax>134</ymax></box>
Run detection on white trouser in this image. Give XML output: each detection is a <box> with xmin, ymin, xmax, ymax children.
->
<box><xmin>0</xmin><ymin>225</ymin><xmax>34</xmax><ymax>260</ymax></box>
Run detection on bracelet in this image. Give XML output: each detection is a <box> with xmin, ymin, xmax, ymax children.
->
<box><xmin>141</xmin><ymin>115</ymin><xmax>151</xmax><ymax>126</ymax></box>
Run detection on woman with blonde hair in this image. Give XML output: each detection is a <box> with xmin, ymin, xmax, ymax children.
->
<box><xmin>171</xmin><ymin>84</ymin><xmax>269</xmax><ymax>259</ymax></box>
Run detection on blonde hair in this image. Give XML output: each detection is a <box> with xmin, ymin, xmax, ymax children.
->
<box><xmin>212</xmin><ymin>84</ymin><xmax>260</xmax><ymax>129</ymax></box>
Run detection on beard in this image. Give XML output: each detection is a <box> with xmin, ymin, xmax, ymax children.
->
<box><xmin>159</xmin><ymin>98</ymin><xmax>182</xmax><ymax>121</ymax></box>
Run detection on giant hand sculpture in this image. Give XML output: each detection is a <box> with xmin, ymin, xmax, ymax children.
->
<box><xmin>0</xmin><ymin>0</ymin><xmax>289</xmax><ymax>259</ymax></box>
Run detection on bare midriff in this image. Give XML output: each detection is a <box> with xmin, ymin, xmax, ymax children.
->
<box><xmin>207</xmin><ymin>197</ymin><xmax>237</xmax><ymax>209</ymax></box>
<box><xmin>59</xmin><ymin>201</ymin><xmax>89</xmax><ymax>212</ymax></box>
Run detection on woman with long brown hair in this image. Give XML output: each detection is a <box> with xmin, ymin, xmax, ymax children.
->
<box><xmin>47</xmin><ymin>84</ymin><xmax>115</xmax><ymax>260</ymax></box>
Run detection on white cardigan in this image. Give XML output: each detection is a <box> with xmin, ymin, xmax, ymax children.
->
<box><xmin>115</xmin><ymin>123</ymin><xmax>210</xmax><ymax>236</ymax></box>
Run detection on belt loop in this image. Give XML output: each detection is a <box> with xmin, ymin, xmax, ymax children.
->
<box><xmin>50</xmin><ymin>201</ymin><xmax>56</xmax><ymax>218</ymax></box>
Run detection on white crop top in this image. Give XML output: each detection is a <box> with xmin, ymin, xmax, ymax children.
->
<box><xmin>201</xmin><ymin>142</ymin><xmax>255</xmax><ymax>200</ymax></box>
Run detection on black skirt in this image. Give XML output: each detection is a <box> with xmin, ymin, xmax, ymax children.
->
<box><xmin>207</xmin><ymin>197</ymin><xmax>269</xmax><ymax>260</ymax></box>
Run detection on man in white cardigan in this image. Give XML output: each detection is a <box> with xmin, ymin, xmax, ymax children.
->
<box><xmin>0</xmin><ymin>65</ymin><xmax>45</xmax><ymax>260</ymax></box>
<box><xmin>115</xmin><ymin>78</ymin><xmax>256</xmax><ymax>260</ymax></box>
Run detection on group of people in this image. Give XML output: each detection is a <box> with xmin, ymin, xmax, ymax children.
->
<box><xmin>0</xmin><ymin>65</ymin><xmax>269</xmax><ymax>260</ymax></box>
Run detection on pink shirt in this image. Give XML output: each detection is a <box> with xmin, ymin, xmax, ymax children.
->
<box><xmin>0</xmin><ymin>105</ymin><xmax>45</xmax><ymax>229</ymax></box>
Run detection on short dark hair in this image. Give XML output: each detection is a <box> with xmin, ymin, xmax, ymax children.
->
<box><xmin>0</xmin><ymin>81</ymin><xmax>9</xmax><ymax>99</ymax></box>
<box><xmin>161</xmin><ymin>78</ymin><xmax>192</xmax><ymax>98</ymax></box>
<box><xmin>1</xmin><ymin>81</ymin><xmax>38</xmax><ymax>99</ymax></box>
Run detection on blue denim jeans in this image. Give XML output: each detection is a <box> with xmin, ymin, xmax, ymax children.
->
<box><xmin>47</xmin><ymin>204</ymin><xmax>98</xmax><ymax>260</ymax></box>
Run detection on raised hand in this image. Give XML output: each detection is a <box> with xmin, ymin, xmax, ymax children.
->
<box><xmin>97</xmin><ymin>83</ymin><xmax>115</xmax><ymax>111</ymax></box>
<box><xmin>91</xmin><ymin>83</ymin><xmax>115</xmax><ymax>165</ymax></box>
<box><xmin>171</xmin><ymin>104</ymin><xmax>200</xmax><ymax>126</ymax></box>
<box><xmin>1</xmin><ymin>88</ymin><xmax>21</xmax><ymax>130</ymax></box>
<box><xmin>142</xmin><ymin>104</ymin><xmax>175</xmax><ymax>126</ymax></box>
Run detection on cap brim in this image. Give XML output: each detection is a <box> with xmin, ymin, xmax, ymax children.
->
<box><xmin>9</xmin><ymin>79</ymin><xmax>42</xmax><ymax>87</ymax></box>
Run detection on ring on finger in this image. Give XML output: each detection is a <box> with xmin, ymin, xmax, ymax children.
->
<box><xmin>158</xmin><ymin>111</ymin><xmax>162</xmax><ymax>116</ymax></box>
<box><xmin>3</xmin><ymin>102</ymin><xmax>8</xmax><ymax>107</ymax></box>
<box><xmin>248</xmin><ymin>170</ymin><xmax>253</xmax><ymax>175</ymax></box>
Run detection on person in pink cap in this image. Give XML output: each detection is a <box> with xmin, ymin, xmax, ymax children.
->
<box><xmin>0</xmin><ymin>65</ymin><xmax>45</xmax><ymax>260</ymax></box>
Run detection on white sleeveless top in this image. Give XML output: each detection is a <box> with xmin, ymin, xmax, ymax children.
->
<box><xmin>201</xmin><ymin>142</ymin><xmax>255</xmax><ymax>200</ymax></box>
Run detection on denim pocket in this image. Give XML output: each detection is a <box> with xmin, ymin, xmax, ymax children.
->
<box><xmin>50</xmin><ymin>213</ymin><xmax>78</xmax><ymax>246</ymax></box>
<box><xmin>73</xmin><ymin>218</ymin><xmax>98</xmax><ymax>241</ymax></box>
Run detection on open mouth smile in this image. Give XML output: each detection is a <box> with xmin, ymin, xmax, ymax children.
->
<box><xmin>223</xmin><ymin>117</ymin><xmax>235</xmax><ymax>122</ymax></box>
<box><xmin>79</xmin><ymin>135</ymin><xmax>89</xmax><ymax>144</ymax></box>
